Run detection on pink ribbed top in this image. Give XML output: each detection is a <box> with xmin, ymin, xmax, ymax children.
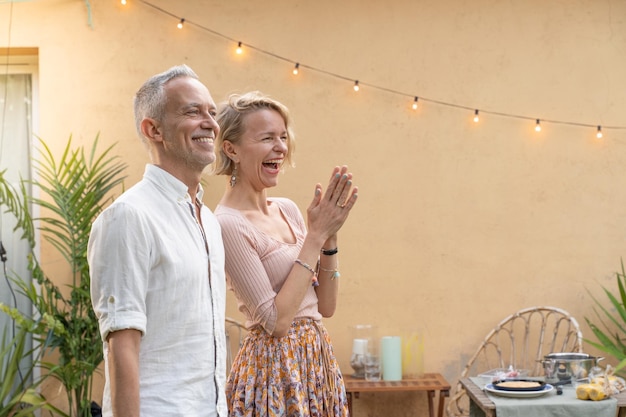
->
<box><xmin>215</xmin><ymin>198</ymin><xmax>322</xmax><ymax>334</ymax></box>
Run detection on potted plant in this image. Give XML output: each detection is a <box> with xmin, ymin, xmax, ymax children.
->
<box><xmin>585</xmin><ymin>259</ymin><xmax>626</xmax><ymax>374</ymax></box>
<box><xmin>0</xmin><ymin>136</ymin><xmax>126</xmax><ymax>416</ymax></box>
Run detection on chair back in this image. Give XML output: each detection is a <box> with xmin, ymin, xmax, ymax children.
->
<box><xmin>446</xmin><ymin>306</ymin><xmax>583</xmax><ymax>417</ymax></box>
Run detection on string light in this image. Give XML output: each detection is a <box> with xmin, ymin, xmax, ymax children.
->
<box><xmin>129</xmin><ymin>1</ymin><xmax>626</xmax><ymax>139</ymax></box>
<box><xmin>535</xmin><ymin>119</ymin><xmax>541</xmax><ymax>132</ymax></box>
<box><xmin>177</xmin><ymin>18</ymin><xmax>185</xmax><ymax>29</ymax></box>
<box><xmin>412</xmin><ymin>96</ymin><xmax>419</xmax><ymax>110</ymax></box>
<box><xmin>292</xmin><ymin>63</ymin><xmax>299</xmax><ymax>75</ymax></box>
<box><xmin>121</xmin><ymin>0</ymin><xmax>127</xmax><ymax>4</ymax></box>
<box><xmin>596</xmin><ymin>125</ymin><xmax>603</xmax><ymax>139</ymax></box>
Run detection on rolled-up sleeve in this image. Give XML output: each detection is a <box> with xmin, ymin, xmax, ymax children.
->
<box><xmin>89</xmin><ymin>203</ymin><xmax>150</xmax><ymax>341</ymax></box>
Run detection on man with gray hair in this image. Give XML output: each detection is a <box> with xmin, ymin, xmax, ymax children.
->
<box><xmin>89</xmin><ymin>65</ymin><xmax>227</xmax><ymax>417</ymax></box>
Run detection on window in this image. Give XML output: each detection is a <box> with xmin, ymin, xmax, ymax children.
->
<box><xmin>0</xmin><ymin>48</ymin><xmax>38</xmax><ymax>373</ymax></box>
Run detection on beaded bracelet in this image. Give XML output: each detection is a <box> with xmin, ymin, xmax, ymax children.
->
<box><xmin>318</xmin><ymin>259</ymin><xmax>341</xmax><ymax>280</ymax></box>
<box><xmin>294</xmin><ymin>259</ymin><xmax>319</xmax><ymax>287</ymax></box>
<box><xmin>321</xmin><ymin>247</ymin><xmax>338</xmax><ymax>256</ymax></box>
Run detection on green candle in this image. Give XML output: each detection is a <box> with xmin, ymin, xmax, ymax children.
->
<box><xmin>381</xmin><ymin>336</ymin><xmax>402</xmax><ymax>381</ymax></box>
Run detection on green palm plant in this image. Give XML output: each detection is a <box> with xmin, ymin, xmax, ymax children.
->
<box><xmin>0</xmin><ymin>306</ymin><xmax>65</xmax><ymax>417</ymax></box>
<box><xmin>1</xmin><ymin>325</ymin><xmax>48</xmax><ymax>417</ymax></box>
<box><xmin>585</xmin><ymin>259</ymin><xmax>626</xmax><ymax>375</ymax></box>
<box><xmin>0</xmin><ymin>135</ymin><xmax>126</xmax><ymax>417</ymax></box>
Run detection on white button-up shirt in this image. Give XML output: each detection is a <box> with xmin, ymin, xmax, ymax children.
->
<box><xmin>89</xmin><ymin>164</ymin><xmax>227</xmax><ymax>417</ymax></box>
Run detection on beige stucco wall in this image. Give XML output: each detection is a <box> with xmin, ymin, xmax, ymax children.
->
<box><xmin>2</xmin><ymin>0</ymin><xmax>626</xmax><ymax>415</ymax></box>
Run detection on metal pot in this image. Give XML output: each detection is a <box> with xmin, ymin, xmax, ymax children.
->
<box><xmin>541</xmin><ymin>352</ymin><xmax>603</xmax><ymax>383</ymax></box>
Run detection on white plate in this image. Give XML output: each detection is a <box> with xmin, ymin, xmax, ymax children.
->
<box><xmin>484</xmin><ymin>383</ymin><xmax>554</xmax><ymax>398</ymax></box>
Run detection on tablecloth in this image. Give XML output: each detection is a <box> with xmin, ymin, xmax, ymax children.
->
<box><xmin>469</xmin><ymin>377</ymin><xmax>617</xmax><ymax>417</ymax></box>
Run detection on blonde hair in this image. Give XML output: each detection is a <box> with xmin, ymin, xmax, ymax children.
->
<box><xmin>213</xmin><ymin>91</ymin><xmax>295</xmax><ymax>175</ymax></box>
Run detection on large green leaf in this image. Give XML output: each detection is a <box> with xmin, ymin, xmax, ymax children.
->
<box><xmin>0</xmin><ymin>318</ymin><xmax>66</xmax><ymax>417</ymax></box>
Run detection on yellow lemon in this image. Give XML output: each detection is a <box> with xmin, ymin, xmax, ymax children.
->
<box><xmin>588</xmin><ymin>385</ymin><xmax>606</xmax><ymax>401</ymax></box>
<box><xmin>576</xmin><ymin>384</ymin><xmax>593</xmax><ymax>400</ymax></box>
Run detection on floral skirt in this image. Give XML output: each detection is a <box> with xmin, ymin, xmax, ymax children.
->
<box><xmin>226</xmin><ymin>318</ymin><xmax>349</xmax><ymax>417</ymax></box>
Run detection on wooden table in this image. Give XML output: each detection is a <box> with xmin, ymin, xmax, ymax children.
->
<box><xmin>459</xmin><ymin>378</ymin><xmax>496</xmax><ymax>417</ymax></box>
<box><xmin>344</xmin><ymin>373</ymin><xmax>450</xmax><ymax>417</ymax></box>
<box><xmin>460</xmin><ymin>377</ymin><xmax>626</xmax><ymax>417</ymax></box>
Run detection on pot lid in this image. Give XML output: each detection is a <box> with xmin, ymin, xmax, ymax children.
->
<box><xmin>544</xmin><ymin>352</ymin><xmax>593</xmax><ymax>359</ymax></box>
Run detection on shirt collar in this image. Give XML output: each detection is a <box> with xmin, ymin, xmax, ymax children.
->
<box><xmin>144</xmin><ymin>164</ymin><xmax>203</xmax><ymax>205</ymax></box>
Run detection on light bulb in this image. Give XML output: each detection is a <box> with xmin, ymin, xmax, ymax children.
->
<box><xmin>236</xmin><ymin>42</ymin><xmax>243</xmax><ymax>55</ymax></box>
<box><xmin>412</xmin><ymin>96</ymin><xmax>419</xmax><ymax>110</ymax></box>
<box><xmin>121</xmin><ymin>0</ymin><xmax>127</xmax><ymax>4</ymax></box>
<box><xmin>292</xmin><ymin>63</ymin><xmax>299</xmax><ymax>75</ymax></box>
<box><xmin>177</xmin><ymin>18</ymin><xmax>185</xmax><ymax>29</ymax></box>
<box><xmin>535</xmin><ymin>119</ymin><xmax>541</xmax><ymax>132</ymax></box>
<box><xmin>473</xmin><ymin>109</ymin><xmax>479</xmax><ymax>123</ymax></box>
<box><xmin>597</xmin><ymin>125</ymin><xmax>603</xmax><ymax>139</ymax></box>
<box><xmin>353</xmin><ymin>80</ymin><xmax>360</xmax><ymax>92</ymax></box>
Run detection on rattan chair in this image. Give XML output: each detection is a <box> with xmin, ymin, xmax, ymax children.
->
<box><xmin>446</xmin><ymin>306</ymin><xmax>583</xmax><ymax>417</ymax></box>
<box><xmin>225</xmin><ymin>316</ymin><xmax>247</xmax><ymax>375</ymax></box>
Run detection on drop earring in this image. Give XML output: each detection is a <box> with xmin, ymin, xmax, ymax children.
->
<box><xmin>230</xmin><ymin>165</ymin><xmax>238</xmax><ymax>188</ymax></box>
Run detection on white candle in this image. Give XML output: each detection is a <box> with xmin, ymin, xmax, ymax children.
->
<box><xmin>352</xmin><ymin>338</ymin><xmax>368</xmax><ymax>355</ymax></box>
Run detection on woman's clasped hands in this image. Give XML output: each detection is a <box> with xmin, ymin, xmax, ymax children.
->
<box><xmin>307</xmin><ymin>165</ymin><xmax>358</xmax><ymax>240</ymax></box>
